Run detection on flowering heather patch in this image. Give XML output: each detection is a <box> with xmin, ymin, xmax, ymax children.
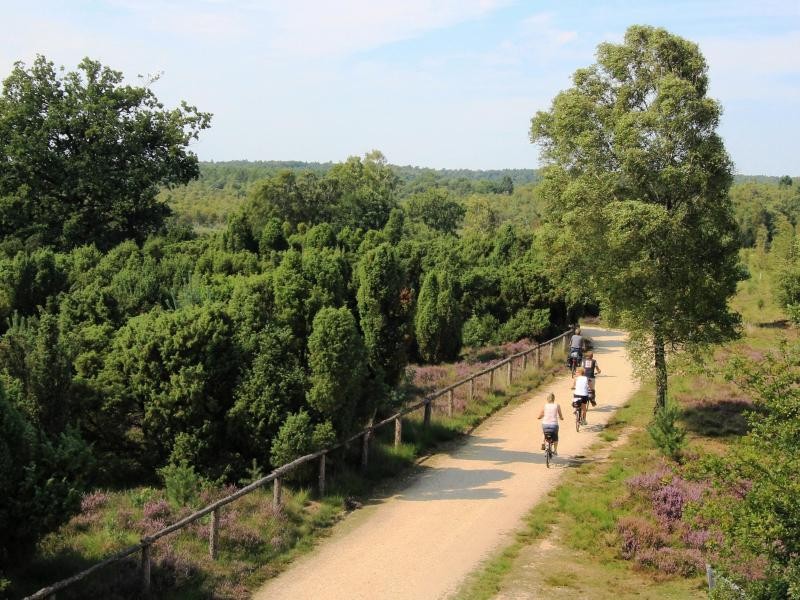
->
<box><xmin>138</xmin><ymin>516</ymin><xmax>168</xmax><ymax>537</ymax></box>
<box><xmin>153</xmin><ymin>545</ymin><xmax>198</xmax><ymax>589</ymax></box>
<box><xmin>681</xmin><ymin>526</ymin><xmax>721</xmax><ymax>551</ymax></box>
<box><xmin>143</xmin><ymin>498</ymin><xmax>172</xmax><ymax>520</ymax></box>
<box><xmin>617</xmin><ymin>516</ymin><xmax>665</xmax><ymax>559</ymax></box>
<box><xmin>626</xmin><ymin>463</ymin><xmax>673</xmax><ymax>494</ymax></box>
<box><xmin>409</xmin><ymin>364</ymin><xmax>450</xmax><ymax>391</ymax></box>
<box><xmin>223</xmin><ymin>521</ymin><xmax>265</xmax><ymax>553</ymax></box>
<box><xmin>115</xmin><ymin>508</ymin><xmax>135</xmax><ymax>530</ymax></box>
<box><xmin>652</xmin><ymin>484</ymin><xmax>686</xmax><ymax>526</ymax></box>
<box><xmin>636</xmin><ymin>547</ymin><xmax>704</xmax><ymax>576</ymax></box>
<box><xmin>80</xmin><ymin>490</ymin><xmax>111</xmax><ymax>514</ymax></box>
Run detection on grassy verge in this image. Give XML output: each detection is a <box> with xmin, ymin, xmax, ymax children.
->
<box><xmin>456</xmin><ymin>256</ymin><xmax>796</xmax><ymax>600</ymax></box>
<box><xmin>7</xmin><ymin>356</ymin><xmax>567</xmax><ymax>600</ymax></box>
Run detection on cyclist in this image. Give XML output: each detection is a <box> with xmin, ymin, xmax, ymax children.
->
<box><xmin>537</xmin><ymin>392</ymin><xmax>563</xmax><ymax>454</ymax></box>
<box><xmin>571</xmin><ymin>366</ymin><xmax>591</xmax><ymax>425</ymax></box>
<box><xmin>567</xmin><ymin>327</ymin><xmax>585</xmax><ymax>375</ymax></box>
<box><xmin>581</xmin><ymin>351</ymin><xmax>601</xmax><ymax>405</ymax></box>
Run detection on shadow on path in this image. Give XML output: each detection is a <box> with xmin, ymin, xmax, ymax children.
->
<box><xmin>398</xmin><ymin>467</ymin><xmax>513</xmax><ymax>501</ymax></box>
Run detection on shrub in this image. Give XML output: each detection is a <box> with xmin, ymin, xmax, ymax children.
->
<box><xmin>461</xmin><ymin>313</ymin><xmax>500</xmax><ymax>348</ymax></box>
<box><xmin>159</xmin><ymin>461</ymin><xmax>204</xmax><ymax>507</ymax></box>
<box><xmin>648</xmin><ymin>402</ymin><xmax>686</xmax><ymax>461</ymax></box>
<box><xmin>616</xmin><ymin>516</ymin><xmax>664</xmax><ymax>559</ymax></box>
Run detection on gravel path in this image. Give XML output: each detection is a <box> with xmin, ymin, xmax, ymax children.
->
<box><xmin>253</xmin><ymin>327</ymin><xmax>637</xmax><ymax>600</ymax></box>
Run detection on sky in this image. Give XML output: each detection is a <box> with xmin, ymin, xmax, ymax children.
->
<box><xmin>2</xmin><ymin>0</ymin><xmax>799</xmax><ymax>175</ymax></box>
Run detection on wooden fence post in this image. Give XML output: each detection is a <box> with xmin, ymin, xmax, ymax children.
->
<box><xmin>506</xmin><ymin>361</ymin><xmax>512</xmax><ymax>386</ymax></box>
<box><xmin>394</xmin><ymin>417</ymin><xmax>402</xmax><ymax>448</ymax></box>
<box><xmin>209</xmin><ymin>509</ymin><xmax>219</xmax><ymax>559</ymax></box>
<box><xmin>563</xmin><ymin>334</ymin><xmax>568</xmax><ymax>352</ymax></box>
<box><xmin>273</xmin><ymin>477</ymin><xmax>282</xmax><ymax>508</ymax></box>
<box><xmin>523</xmin><ymin>353</ymin><xmax>528</xmax><ymax>371</ymax></box>
<box><xmin>319</xmin><ymin>454</ymin><xmax>326</xmax><ymax>496</ymax></box>
<box><xmin>469</xmin><ymin>377</ymin><xmax>475</xmax><ymax>402</ymax></box>
<box><xmin>537</xmin><ymin>345</ymin><xmax>542</xmax><ymax>367</ymax></box>
<box><xmin>361</xmin><ymin>430</ymin><xmax>370</xmax><ymax>471</ymax></box>
<box><xmin>447</xmin><ymin>389</ymin><xmax>454</xmax><ymax>417</ymax></box>
<box><xmin>140</xmin><ymin>545</ymin><xmax>151</xmax><ymax>593</ymax></box>
<box><xmin>423</xmin><ymin>400</ymin><xmax>432</xmax><ymax>427</ymax></box>
<box><xmin>488</xmin><ymin>368</ymin><xmax>494</xmax><ymax>390</ymax></box>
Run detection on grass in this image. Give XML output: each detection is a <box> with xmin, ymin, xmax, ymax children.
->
<box><xmin>456</xmin><ymin>254</ymin><xmax>798</xmax><ymax>600</ymax></box>
<box><xmin>455</xmin><ymin>385</ymin><xmax>707</xmax><ymax>600</ymax></box>
<box><xmin>9</xmin><ymin>355</ymin><xmax>568</xmax><ymax>600</ymax></box>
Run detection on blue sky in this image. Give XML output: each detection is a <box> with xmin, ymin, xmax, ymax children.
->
<box><xmin>2</xmin><ymin>0</ymin><xmax>799</xmax><ymax>175</ymax></box>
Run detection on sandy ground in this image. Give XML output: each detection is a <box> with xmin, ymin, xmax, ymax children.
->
<box><xmin>253</xmin><ymin>327</ymin><xmax>637</xmax><ymax>600</ymax></box>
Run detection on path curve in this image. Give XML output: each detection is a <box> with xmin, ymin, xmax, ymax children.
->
<box><xmin>253</xmin><ymin>327</ymin><xmax>637</xmax><ymax>600</ymax></box>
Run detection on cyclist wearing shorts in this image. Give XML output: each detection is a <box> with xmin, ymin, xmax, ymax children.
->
<box><xmin>571</xmin><ymin>367</ymin><xmax>591</xmax><ymax>425</ymax></box>
<box><xmin>537</xmin><ymin>392</ymin><xmax>563</xmax><ymax>454</ymax></box>
<box><xmin>581</xmin><ymin>351</ymin><xmax>601</xmax><ymax>403</ymax></box>
<box><xmin>567</xmin><ymin>327</ymin><xmax>585</xmax><ymax>374</ymax></box>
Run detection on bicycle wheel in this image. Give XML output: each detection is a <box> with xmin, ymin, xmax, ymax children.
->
<box><xmin>546</xmin><ymin>444</ymin><xmax>551</xmax><ymax>468</ymax></box>
<box><xmin>574</xmin><ymin>408</ymin><xmax>581</xmax><ymax>432</ymax></box>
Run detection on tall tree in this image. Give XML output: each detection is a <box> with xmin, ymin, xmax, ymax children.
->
<box><xmin>530</xmin><ymin>25</ymin><xmax>741</xmax><ymax>409</ymax></box>
<box><xmin>0</xmin><ymin>55</ymin><xmax>211</xmax><ymax>250</ymax></box>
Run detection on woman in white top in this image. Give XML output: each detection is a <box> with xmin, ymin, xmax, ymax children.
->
<box><xmin>571</xmin><ymin>367</ymin><xmax>591</xmax><ymax>425</ymax></box>
<box><xmin>537</xmin><ymin>392</ymin><xmax>564</xmax><ymax>454</ymax></box>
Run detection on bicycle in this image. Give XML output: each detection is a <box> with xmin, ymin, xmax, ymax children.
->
<box><xmin>567</xmin><ymin>349</ymin><xmax>581</xmax><ymax>377</ymax></box>
<box><xmin>544</xmin><ymin>433</ymin><xmax>555</xmax><ymax>468</ymax></box>
<box><xmin>573</xmin><ymin>399</ymin><xmax>582</xmax><ymax>432</ymax></box>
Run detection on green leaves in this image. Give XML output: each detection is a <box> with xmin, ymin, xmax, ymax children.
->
<box><xmin>531</xmin><ymin>25</ymin><xmax>741</xmax><ymax>407</ymax></box>
<box><xmin>0</xmin><ymin>55</ymin><xmax>211</xmax><ymax>250</ymax></box>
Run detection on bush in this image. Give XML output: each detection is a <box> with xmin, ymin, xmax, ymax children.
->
<box><xmin>159</xmin><ymin>460</ymin><xmax>205</xmax><ymax>507</ymax></box>
<box><xmin>497</xmin><ymin>307</ymin><xmax>550</xmax><ymax>343</ymax></box>
<box><xmin>648</xmin><ymin>402</ymin><xmax>686</xmax><ymax>461</ymax></box>
<box><xmin>461</xmin><ymin>313</ymin><xmax>501</xmax><ymax>348</ymax></box>
<box><xmin>270</xmin><ymin>411</ymin><xmax>336</xmax><ymax>481</ymax></box>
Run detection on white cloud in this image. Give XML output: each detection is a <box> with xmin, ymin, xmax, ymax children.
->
<box><xmin>263</xmin><ymin>0</ymin><xmax>513</xmax><ymax>58</ymax></box>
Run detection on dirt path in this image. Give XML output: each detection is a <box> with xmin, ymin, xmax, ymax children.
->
<box><xmin>253</xmin><ymin>327</ymin><xmax>637</xmax><ymax>600</ymax></box>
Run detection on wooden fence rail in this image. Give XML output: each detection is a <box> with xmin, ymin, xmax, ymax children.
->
<box><xmin>25</xmin><ymin>329</ymin><xmax>571</xmax><ymax>600</ymax></box>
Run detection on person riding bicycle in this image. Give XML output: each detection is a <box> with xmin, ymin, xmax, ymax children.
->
<box><xmin>537</xmin><ymin>392</ymin><xmax>563</xmax><ymax>454</ymax></box>
<box><xmin>567</xmin><ymin>327</ymin><xmax>585</xmax><ymax>373</ymax></box>
<box><xmin>571</xmin><ymin>366</ymin><xmax>591</xmax><ymax>425</ymax></box>
<box><xmin>581</xmin><ymin>351</ymin><xmax>601</xmax><ymax>405</ymax></box>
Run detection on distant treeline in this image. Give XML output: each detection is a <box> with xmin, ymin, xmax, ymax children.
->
<box><xmin>160</xmin><ymin>160</ymin><xmax>538</xmax><ymax>227</ymax></box>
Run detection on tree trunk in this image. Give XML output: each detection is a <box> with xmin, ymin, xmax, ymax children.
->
<box><xmin>653</xmin><ymin>328</ymin><xmax>667</xmax><ymax>411</ymax></box>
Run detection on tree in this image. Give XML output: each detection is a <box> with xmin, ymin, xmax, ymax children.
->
<box><xmin>530</xmin><ymin>25</ymin><xmax>741</xmax><ymax>409</ymax></box>
<box><xmin>306</xmin><ymin>307</ymin><xmax>367</xmax><ymax>435</ymax></box>
<box><xmin>355</xmin><ymin>244</ymin><xmax>408</xmax><ymax>389</ymax></box>
<box><xmin>0</xmin><ymin>55</ymin><xmax>211</xmax><ymax>250</ymax></box>
<box><xmin>405</xmin><ymin>188</ymin><xmax>465</xmax><ymax>235</ymax></box>
<box><xmin>415</xmin><ymin>269</ymin><xmax>462</xmax><ymax>362</ymax></box>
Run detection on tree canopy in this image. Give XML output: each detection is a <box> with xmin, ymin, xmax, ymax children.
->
<box><xmin>0</xmin><ymin>55</ymin><xmax>211</xmax><ymax>251</ymax></box>
<box><xmin>531</xmin><ymin>25</ymin><xmax>741</xmax><ymax>408</ymax></box>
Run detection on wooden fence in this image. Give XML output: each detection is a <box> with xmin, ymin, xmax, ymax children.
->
<box><xmin>25</xmin><ymin>329</ymin><xmax>571</xmax><ymax>599</ymax></box>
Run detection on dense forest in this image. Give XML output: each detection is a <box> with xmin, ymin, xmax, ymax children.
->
<box><xmin>2</xmin><ymin>28</ymin><xmax>800</xmax><ymax>599</ymax></box>
<box><xmin>0</xmin><ymin>57</ymin><xmax>571</xmax><ymax>576</ymax></box>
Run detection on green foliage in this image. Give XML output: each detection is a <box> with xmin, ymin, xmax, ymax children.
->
<box><xmin>405</xmin><ymin>188</ymin><xmax>465</xmax><ymax>235</ymax></box>
<box><xmin>355</xmin><ymin>244</ymin><xmax>408</xmax><ymax>388</ymax></box>
<box><xmin>0</xmin><ymin>248</ymin><xmax>68</xmax><ymax>327</ymax></box>
<box><xmin>647</xmin><ymin>402</ymin><xmax>686</xmax><ymax>461</ymax></box>
<box><xmin>159</xmin><ymin>460</ymin><xmax>205</xmax><ymax>507</ymax></box>
<box><xmin>98</xmin><ymin>304</ymin><xmax>238</xmax><ymax>473</ymax></box>
<box><xmin>307</xmin><ymin>307</ymin><xmax>367</xmax><ymax>434</ymax></box>
<box><xmin>270</xmin><ymin>410</ymin><xmax>336</xmax><ymax>476</ymax></box>
<box><xmin>0</xmin><ymin>55</ymin><xmax>210</xmax><ymax>250</ymax></box>
<box><xmin>415</xmin><ymin>269</ymin><xmax>462</xmax><ymax>362</ymax></box>
<box><xmin>531</xmin><ymin>25</ymin><xmax>741</xmax><ymax>408</ymax></box>
<box><xmin>699</xmin><ymin>343</ymin><xmax>800</xmax><ymax>598</ymax></box>
<box><xmin>228</xmin><ymin>326</ymin><xmax>306</xmax><ymax>461</ymax></box>
<box><xmin>0</xmin><ymin>380</ymin><xmax>94</xmax><ymax>566</ymax></box>
<box><xmin>462</xmin><ymin>313</ymin><xmax>501</xmax><ymax>347</ymax></box>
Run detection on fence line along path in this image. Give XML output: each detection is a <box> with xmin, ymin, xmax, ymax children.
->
<box><xmin>25</xmin><ymin>331</ymin><xmax>572</xmax><ymax>599</ymax></box>
<box><xmin>254</xmin><ymin>326</ymin><xmax>636</xmax><ymax>600</ymax></box>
